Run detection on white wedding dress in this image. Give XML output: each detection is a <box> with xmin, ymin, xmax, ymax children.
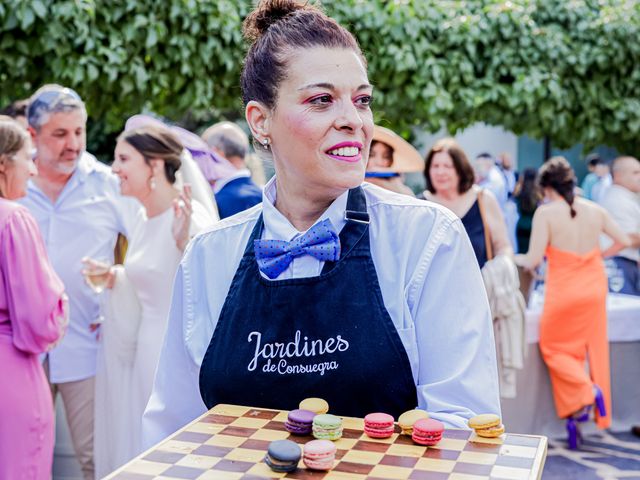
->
<box><xmin>95</xmin><ymin>201</ymin><xmax>213</xmax><ymax>477</ymax></box>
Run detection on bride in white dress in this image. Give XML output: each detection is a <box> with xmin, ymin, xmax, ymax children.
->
<box><xmin>89</xmin><ymin>125</ymin><xmax>217</xmax><ymax>477</ymax></box>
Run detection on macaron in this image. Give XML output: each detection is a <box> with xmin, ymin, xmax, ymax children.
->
<box><xmin>303</xmin><ymin>439</ymin><xmax>336</xmax><ymax>471</ymax></box>
<box><xmin>364</xmin><ymin>412</ymin><xmax>395</xmax><ymax>439</ymax></box>
<box><xmin>264</xmin><ymin>439</ymin><xmax>301</xmax><ymax>473</ymax></box>
<box><xmin>412</xmin><ymin>418</ymin><xmax>444</xmax><ymax>446</ymax></box>
<box><xmin>475</xmin><ymin>423</ymin><xmax>505</xmax><ymax>438</ymax></box>
<box><xmin>299</xmin><ymin>397</ymin><xmax>329</xmax><ymax>415</ymax></box>
<box><xmin>468</xmin><ymin>413</ymin><xmax>505</xmax><ymax>438</ymax></box>
<box><xmin>285</xmin><ymin>409</ymin><xmax>316</xmax><ymax>436</ymax></box>
<box><xmin>312</xmin><ymin>414</ymin><xmax>343</xmax><ymax>441</ymax></box>
<box><xmin>398</xmin><ymin>409</ymin><xmax>430</xmax><ymax>436</ymax></box>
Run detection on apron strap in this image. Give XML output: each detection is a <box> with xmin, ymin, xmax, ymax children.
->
<box><xmin>322</xmin><ymin>187</ymin><xmax>370</xmax><ymax>274</ymax></box>
<box><xmin>243</xmin><ymin>213</ymin><xmax>265</xmax><ymax>257</ymax></box>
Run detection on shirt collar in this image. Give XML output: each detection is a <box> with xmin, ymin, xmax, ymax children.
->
<box><xmin>73</xmin><ymin>151</ymin><xmax>98</xmax><ymax>182</ymax></box>
<box><xmin>213</xmin><ymin>168</ymin><xmax>252</xmax><ymax>194</ymax></box>
<box><xmin>261</xmin><ymin>176</ymin><xmax>349</xmax><ymax>241</ymax></box>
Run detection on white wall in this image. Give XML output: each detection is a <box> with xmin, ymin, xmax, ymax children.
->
<box><xmin>415</xmin><ymin>122</ymin><xmax>519</xmax><ymax>168</ymax></box>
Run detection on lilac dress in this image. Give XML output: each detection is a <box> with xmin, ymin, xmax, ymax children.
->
<box><xmin>0</xmin><ymin>199</ymin><xmax>66</xmax><ymax>479</ymax></box>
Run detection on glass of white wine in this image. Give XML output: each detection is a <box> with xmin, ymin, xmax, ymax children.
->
<box><xmin>82</xmin><ymin>257</ymin><xmax>112</xmax><ymax>294</ymax></box>
<box><xmin>82</xmin><ymin>257</ymin><xmax>112</xmax><ymax>333</ymax></box>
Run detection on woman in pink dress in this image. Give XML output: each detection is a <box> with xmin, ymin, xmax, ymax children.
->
<box><xmin>0</xmin><ymin>117</ymin><xmax>67</xmax><ymax>478</ymax></box>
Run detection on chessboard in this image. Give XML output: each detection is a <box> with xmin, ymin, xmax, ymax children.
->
<box><xmin>106</xmin><ymin>404</ymin><xmax>547</xmax><ymax>480</ymax></box>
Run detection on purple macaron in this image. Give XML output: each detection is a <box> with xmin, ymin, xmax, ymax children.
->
<box><xmin>285</xmin><ymin>409</ymin><xmax>316</xmax><ymax>435</ymax></box>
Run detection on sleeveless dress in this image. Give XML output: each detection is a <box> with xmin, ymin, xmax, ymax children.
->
<box><xmin>0</xmin><ymin>200</ymin><xmax>66</xmax><ymax>479</ymax></box>
<box><xmin>416</xmin><ymin>195</ymin><xmax>488</xmax><ymax>268</ymax></box>
<box><xmin>539</xmin><ymin>246</ymin><xmax>611</xmax><ymax>428</ymax></box>
<box><xmin>461</xmin><ymin>200</ymin><xmax>488</xmax><ymax>268</ymax></box>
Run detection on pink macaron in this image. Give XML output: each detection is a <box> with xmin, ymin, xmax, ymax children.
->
<box><xmin>412</xmin><ymin>418</ymin><xmax>444</xmax><ymax>446</ymax></box>
<box><xmin>303</xmin><ymin>439</ymin><xmax>336</xmax><ymax>471</ymax></box>
<box><xmin>364</xmin><ymin>412</ymin><xmax>395</xmax><ymax>439</ymax></box>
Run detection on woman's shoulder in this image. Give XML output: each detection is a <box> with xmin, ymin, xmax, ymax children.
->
<box><xmin>0</xmin><ymin>199</ymin><xmax>34</xmax><ymax>227</ymax></box>
<box><xmin>574</xmin><ymin>196</ymin><xmax>606</xmax><ymax>218</ymax></box>
<box><xmin>574</xmin><ymin>196</ymin><xmax>602</xmax><ymax>210</ymax></box>
<box><xmin>476</xmin><ymin>185</ymin><xmax>498</xmax><ymax>205</ymax></box>
<box><xmin>362</xmin><ymin>183</ymin><xmax>464</xmax><ymax>251</ymax></box>
<box><xmin>188</xmin><ymin>203</ymin><xmax>262</xmax><ymax>252</ymax></box>
<box><xmin>362</xmin><ymin>182</ymin><xmax>459</xmax><ymax>224</ymax></box>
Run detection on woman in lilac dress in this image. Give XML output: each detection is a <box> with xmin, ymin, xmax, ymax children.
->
<box><xmin>0</xmin><ymin>117</ymin><xmax>67</xmax><ymax>478</ymax></box>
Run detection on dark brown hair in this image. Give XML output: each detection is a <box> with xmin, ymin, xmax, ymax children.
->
<box><xmin>538</xmin><ymin>156</ymin><xmax>577</xmax><ymax>218</ymax></box>
<box><xmin>0</xmin><ymin>99</ymin><xmax>28</xmax><ymax>119</ymax></box>
<box><xmin>241</xmin><ymin>0</ymin><xmax>364</xmax><ymax>109</ymax></box>
<box><xmin>118</xmin><ymin>126</ymin><xmax>183</xmax><ymax>184</ymax></box>
<box><xmin>424</xmin><ymin>138</ymin><xmax>475</xmax><ymax>194</ymax></box>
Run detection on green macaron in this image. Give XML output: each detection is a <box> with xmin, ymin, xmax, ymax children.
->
<box><xmin>312</xmin><ymin>414</ymin><xmax>343</xmax><ymax>441</ymax></box>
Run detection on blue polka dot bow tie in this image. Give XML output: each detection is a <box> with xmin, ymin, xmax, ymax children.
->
<box><xmin>254</xmin><ymin>219</ymin><xmax>341</xmax><ymax>279</ymax></box>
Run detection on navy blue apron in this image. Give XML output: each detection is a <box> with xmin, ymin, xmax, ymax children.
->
<box><xmin>199</xmin><ymin>187</ymin><xmax>417</xmax><ymax>418</ymax></box>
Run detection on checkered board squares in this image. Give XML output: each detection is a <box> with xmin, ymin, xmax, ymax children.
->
<box><xmin>107</xmin><ymin>404</ymin><xmax>547</xmax><ymax>480</ymax></box>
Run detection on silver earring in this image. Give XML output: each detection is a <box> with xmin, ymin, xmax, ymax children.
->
<box><xmin>149</xmin><ymin>177</ymin><xmax>157</xmax><ymax>190</ymax></box>
<box><xmin>262</xmin><ymin>138</ymin><xmax>269</xmax><ymax>149</ymax></box>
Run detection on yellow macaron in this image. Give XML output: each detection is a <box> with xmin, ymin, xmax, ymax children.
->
<box><xmin>468</xmin><ymin>414</ymin><xmax>501</xmax><ymax>430</ymax></box>
<box><xmin>475</xmin><ymin>423</ymin><xmax>505</xmax><ymax>438</ymax></box>
<box><xmin>397</xmin><ymin>409</ymin><xmax>429</xmax><ymax>435</ymax></box>
<box><xmin>299</xmin><ymin>398</ymin><xmax>329</xmax><ymax>415</ymax></box>
<box><xmin>468</xmin><ymin>414</ymin><xmax>504</xmax><ymax>438</ymax></box>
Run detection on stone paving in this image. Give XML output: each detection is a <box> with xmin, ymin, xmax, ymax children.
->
<box><xmin>544</xmin><ymin>431</ymin><xmax>640</xmax><ymax>479</ymax></box>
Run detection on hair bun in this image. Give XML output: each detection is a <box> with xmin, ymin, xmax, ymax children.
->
<box><xmin>243</xmin><ymin>0</ymin><xmax>307</xmax><ymax>42</ymax></box>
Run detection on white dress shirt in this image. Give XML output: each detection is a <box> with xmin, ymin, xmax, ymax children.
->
<box><xmin>212</xmin><ymin>168</ymin><xmax>252</xmax><ymax>194</ymax></box>
<box><xmin>19</xmin><ymin>152</ymin><xmax>140</xmax><ymax>382</ymax></box>
<box><xmin>143</xmin><ymin>178</ymin><xmax>500</xmax><ymax>446</ymax></box>
<box><xmin>600</xmin><ymin>184</ymin><xmax>640</xmax><ymax>262</ymax></box>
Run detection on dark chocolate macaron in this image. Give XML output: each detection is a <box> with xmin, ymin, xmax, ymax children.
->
<box><xmin>264</xmin><ymin>439</ymin><xmax>301</xmax><ymax>473</ymax></box>
<box><xmin>285</xmin><ymin>409</ymin><xmax>316</xmax><ymax>435</ymax></box>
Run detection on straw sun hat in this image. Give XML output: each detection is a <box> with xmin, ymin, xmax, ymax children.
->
<box><xmin>368</xmin><ymin>126</ymin><xmax>424</xmax><ymax>173</ymax></box>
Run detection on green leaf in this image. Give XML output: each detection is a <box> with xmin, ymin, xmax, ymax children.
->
<box><xmin>32</xmin><ymin>0</ymin><xmax>47</xmax><ymax>19</ymax></box>
<box><xmin>146</xmin><ymin>27</ymin><xmax>157</xmax><ymax>49</ymax></box>
<box><xmin>20</xmin><ymin>6</ymin><xmax>35</xmax><ymax>30</ymax></box>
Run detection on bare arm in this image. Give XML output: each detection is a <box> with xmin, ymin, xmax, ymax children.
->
<box><xmin>629</xmin><ymin>232</ymin><xmax>640</xmax><ymax>249</ymax></box>
<box><xmin>515</xmin><ymin>208</ymin><xmax>549</xmax><ymax>269</ymax></box>
<box><xmin>601</xmin><ymin>209</ymin><xmax>632</xmax><ymax>258</ymax></box>
<box><xmin>483</xmin><ymin>190</ymin><xmax>513</xmax><ymax>257</ymax></box>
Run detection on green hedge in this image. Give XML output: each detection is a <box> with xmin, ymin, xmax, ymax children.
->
<box><xmin>1</xmin><ymin>0</ymin><xmax>638</xmax><ymax>156</ymax></box>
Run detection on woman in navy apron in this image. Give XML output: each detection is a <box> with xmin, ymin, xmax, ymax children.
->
<box><xmin>142</xmin><ymin>0</ymin><xmax>501</xmax><ymax>447</ymax></box>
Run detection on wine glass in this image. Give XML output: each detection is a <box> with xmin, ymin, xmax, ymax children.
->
<box><xmin>82</xmin><ymin>257</ymin><xmax>111</xmax><ymax>293</ymax></box>
<box><xmin>82</xmin><ymin>257</ymin><xmax>111</xmax><ymax>333</ymax></box>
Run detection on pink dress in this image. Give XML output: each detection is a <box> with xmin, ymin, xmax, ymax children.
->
<box><xmin>0</xmin><ymin>199</ymin><xmax>66</xmax><ymax>479</ymax></box>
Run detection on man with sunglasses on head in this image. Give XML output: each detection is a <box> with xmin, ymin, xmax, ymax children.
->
<box><xmin>19</xmin><ymin>84</ymin><xmax>138</xmax><ymax>479</ymax></box>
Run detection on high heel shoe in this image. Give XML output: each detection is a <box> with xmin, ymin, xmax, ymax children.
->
<box><xmin>574</xmin><ymin>384</ymin><xmax>607</xmax><ymax>423</ymax></box>
<box><xmin>566</xmin><ymin>417</ymin><xmax>579</xmax><ymax>450</ymax></box>
<box><xmin>593</xmin><ymin>384</ymin><xmax>606</xmax><ymax>418</ymax></box>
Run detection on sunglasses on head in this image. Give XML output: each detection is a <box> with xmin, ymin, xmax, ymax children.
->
<box><xmin>27</xmin><ymin>88</ymin><xmax>82</xmax><ymax>123</ymax></box>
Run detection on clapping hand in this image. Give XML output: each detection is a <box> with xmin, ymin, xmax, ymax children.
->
<box><xmin>172</xmin><ymin>184</ymin><xmax>193</xmax><ymax>251</ymax></box>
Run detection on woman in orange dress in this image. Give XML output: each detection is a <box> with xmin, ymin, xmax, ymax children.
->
<box><xmin>515</xmin><ymin>157</ymin><xmax>630</xmax><ymax>448</ymax></box>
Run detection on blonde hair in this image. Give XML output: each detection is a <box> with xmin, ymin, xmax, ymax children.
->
<box><xmin>0</xmin><ymin>117</ymin><xmax>30</xmax><ymax>197</ymax></box>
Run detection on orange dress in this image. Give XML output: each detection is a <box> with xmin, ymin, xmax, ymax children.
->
<box><xmin>539</xmin><ymin>246</ymin><xmax>611</xmax><ymax>428</ymax></box>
